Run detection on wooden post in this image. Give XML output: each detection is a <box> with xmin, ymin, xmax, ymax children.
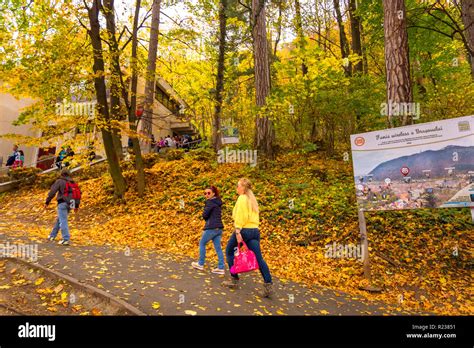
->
<box><xmin>358</xmin><ymin>208</ymin><xmax>371</xmax><ymax>282</ymax></box>
<box><xmin>471</xmin><ymin>207</ymin><xmax>474</xmax><ymax>223</ymax></box>
<box><xmin>358</xmin><ymin>208</ymin><xmax>382</xmax><ymax>292</ymax></box>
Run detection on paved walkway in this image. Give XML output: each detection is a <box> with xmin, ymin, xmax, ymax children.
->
<box><xmin>0</xmin><ymin>220</ymin><xmax>417</xmax><ymax>316</ymax></box>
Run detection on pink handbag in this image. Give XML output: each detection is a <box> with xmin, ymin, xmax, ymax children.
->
<box><xmin>230</xmin><ymin>241</ymin><xmax>259</xmax><ymax>274</ymax></box>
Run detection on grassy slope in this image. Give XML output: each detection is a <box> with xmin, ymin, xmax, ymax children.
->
<box><xmin>0</xmin><ymin>149</ymin><xmax>472</xmax><ymax>315</ymax></box>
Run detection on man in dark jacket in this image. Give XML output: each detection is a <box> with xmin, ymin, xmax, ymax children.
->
<box><xmin>44</xmin><ymin>169</ymin><xmax>79</xmax><ymax>245</ymax></box>
<box><xmin>192</xmin><ymin>186</ymin><xmax>225</xmax><ymax>274</ymax></box>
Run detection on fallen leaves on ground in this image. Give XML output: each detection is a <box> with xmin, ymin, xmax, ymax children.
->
<box><xmin>0</xmin><ymin>153</ymin><xmax>472</xmax><ymax>315</ymax></box>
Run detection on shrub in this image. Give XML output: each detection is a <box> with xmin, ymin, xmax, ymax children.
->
<box><xmin>36</xmin><ymin>171</ymin><xmax>60</xmax><ymax>189</ymax></box>
<box><xmin>186</xmin><ymin>147</ymin><xmax>215</xmax><ymax>162</ymax></box>
<box><xmin>8</xmin><ymin>167</ymin><xmax>42</xmax><ymax>183</ymax></box>
<box><xmin>165</xmin><ymin>148</ymin><xmax>185</xmax><ymax>161</ymax></box>
<box><xmin>142</xmin><ymin>153</ymin><xmax>161</xmax><ymax>168</ymax></box>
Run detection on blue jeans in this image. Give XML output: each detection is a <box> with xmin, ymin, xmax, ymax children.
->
<box><xmin>49</xmin><ymin>202</ymin><xmax>70</xmax><ymax>241</ymax></box>
<box><xmin>198</xmin><ymin>229</ymin><xmax>224</xmax><ymax>269</ymax></box>
<box><xmin>225</xmin><ymin>228</ymin><xmax>272</xmax><ymax>284</ymax></box>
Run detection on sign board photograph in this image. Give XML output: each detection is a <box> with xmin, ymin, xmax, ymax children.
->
<box><xmin>351</xmin><ymin>115</ymin><xmax>474</xmax><ymax>211</ymax></box>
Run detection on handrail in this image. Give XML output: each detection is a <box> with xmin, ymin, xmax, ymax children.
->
<box><xmin>154</xmin><ymin>139</ymin><xmax>202</xmax><ymax>147</ymax></box>
<box><xmin>0</xmin><ymin>154</ymin><xmax>56</xmax><ymax>171</ymax></box>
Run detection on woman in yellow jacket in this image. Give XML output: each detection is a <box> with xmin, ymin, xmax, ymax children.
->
<box><xmin>222</xmin><ymin>178</ymin><xmax>274</xmax><ymax>298</ymax></box>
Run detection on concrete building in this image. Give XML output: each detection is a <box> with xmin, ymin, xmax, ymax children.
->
<box><xmin>0</xmin><ymin>76</ymin><xmax>198</xmax><ymax>172</ymax></box>
<box><xmin>0</xmin><ymin>93</ymin><xmax>39</xmax><ymax>171</ymax></box>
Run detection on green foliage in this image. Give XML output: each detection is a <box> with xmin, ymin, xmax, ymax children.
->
<box><xmin>301</xmin><ymin>142</ymin><xmax>318</xmax><ymax>154</ymax></box>
<box><xmin>165</xmin><ymin>148</ymin><xmax>185</xmax><ymax>161</ymax></box>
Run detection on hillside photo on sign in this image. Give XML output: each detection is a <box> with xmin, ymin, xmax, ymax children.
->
<box><xmin>351</xmin><ymin>115</ymin><xmax>474</xmax><ymax>211</ymax></box>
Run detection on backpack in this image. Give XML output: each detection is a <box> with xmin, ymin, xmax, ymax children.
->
<box><xmin>63</xmin><ymin>180</ymin><xmax>81</xmax><ymax>209</ymax></box>
<box><xmin>6</xmin><ymin>155</ymin><xmax>14</xmax><ymax>166</ymax></box>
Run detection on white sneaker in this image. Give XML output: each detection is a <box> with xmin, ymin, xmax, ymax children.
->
<box><xmin>58</xmin><ymin>240</ymin><xmax>70</xmax><ymax>246</ymax></box>
<box><xmin>191</xmin><ymin>262</ymin><xmax>204</xmax><ymax>270</ymax></box>
<box><xmin>211</xmin><ymin>268</ymin><xmax>225</xmax><ymax>275</ymax></box>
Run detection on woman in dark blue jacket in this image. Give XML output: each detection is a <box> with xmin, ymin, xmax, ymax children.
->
<box><xmin>192</xmin><ymin>186</ymin><xmax>225</xmax><ymax>274</ymax></box>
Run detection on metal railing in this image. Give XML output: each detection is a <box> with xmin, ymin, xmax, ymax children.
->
<box><xmin>153</xmin><ymin>138</ymin><xmax>203</xmax><ymax>151</ymax></box>
<box><xmin>0</xmin><ymin>155</ymin><xmax>57</xmax><ymax>176</ymax></box>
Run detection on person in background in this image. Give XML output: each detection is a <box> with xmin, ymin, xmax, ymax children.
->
<box><xmin>12</xmin><ymin>146</ymin><xmax>24</xmax><ymax>169</ymax></box>
<box><xmin>182</xmin><ymin>135</ymin><xmax>189</xmax><ymax>151</ymax></box>
<box><xmin>88</xmin><ymin>144</ymin><xmax>96</xmax><ymax>162</ymax></box>
<box><xmin>166</xmin><ymin>135</ymin><xmax>175</xmax><ymax>148</ymax></box>
<box><xmin>150</xmin><ymin>134</ymin><xmax>156</xmax><ymax>151</ymax></box>
<box><xmin>158</xmin><ymin>137</ymin><xmax>165</xmax><ymax>152</ymax></box>
<box><xmin>222</xmin><ymin>178</ymin><xmax>274</xmax><ymax>298</ymax></box>
<box><xmin>55</xmin><ymin>147</ymin><xmax>67</xmax><ymax>169</ymax></box>
<box><xmin>192</xmin><ymin>186</ymin><xmax>225</xmax><ymax>275</ymax></box>
<box><xmin>63</xmin><ymin>146</ymin><xmax>75</xmax><ymax>167</ymax></box>
<box><xmin>18</xmin><ymin>150</ymin><xmax>25</xmax><ymax>167</ymax></box>
<box><xmin>7</xmin><ymin>145</ymin><xmax>21</xmax><ymax>168</ymax></box>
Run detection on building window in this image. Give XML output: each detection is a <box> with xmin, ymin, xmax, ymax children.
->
<box><xmin>155</xmin><ymin>84</ymin><xmax>180</xmax><ymax>115</ymax></box>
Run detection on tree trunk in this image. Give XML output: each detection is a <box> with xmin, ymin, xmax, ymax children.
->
<box><xmin>252</xmin><ymin>0</ymin><xmax>274</xmax><ymax>159</ymax></box>
<box><xmin>325</xmin><ymin>119</ymin><xmax>335</xmax><ymax>156</ymax></box>
<box><xmin>349</xmin><ymin>0</ymin><xmax>363</xmax><ymax>74</ymax></box>
<box><xmin>383</xmin><ymin>0</ymin><xmax>413</xmax><ymax>127</ymax></box>
<box><xmin>86</xmin><ymin>0</ymin><xmax>127</xmax><ymax>198</ymax></box>
<box><xmin>142</xmin><ymin>0</ymin><xmax>162</xmax><ymax>151</ymax></box>
<box><xmin>294</xmin><ymin>0</ymin><xmax>308</xmax><ymax>75</ymax></box>
<box><xmin>334</xmin><ymin>0</ymin><xmax>351</xmax><ymax>77</ymax></box>
<box><xmin>273</xmin><ymin>0</ymin><xmax>283</xmax><ymax>59</ymax></box>
<box><xmin>461</xmin><ymin>0</ymin><xmax>474</xmax><ymax>79</ymax></box>
<box><xmin>129</xmin><ymin>0</ymin><xmax>146</xmax><ymax>196</ymax></box>
<box><xmin>111</xmin><ymin>129</ymin><xmax>123</xmax><ymax>160</ymax></box>
<box><xmin>361</xmin><ymin>20</ymin><xmax>369</xmax><ymax>74</ymax></box>
<box><xmin>102</xmin><ymin>0</ymin><xmax>124</xmax><ymax>161</ymax></box>
<box><xmin>213</xmin><ymin>0</ymin><xmax>227</xmax><ymax>152</ymax></box>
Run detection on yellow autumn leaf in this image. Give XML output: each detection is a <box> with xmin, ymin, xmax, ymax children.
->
<box><xmin>152</xmin><ymin>302</ymin><xmax>161</xmax><ymax>310</ymax></box>
<box><xmin>35</xmin><ymin>277</ymin><xmax>45</xmax><ymax>286</ymax></box>
<box><xmin>184</xmin><ymin>310</ymin><xmax>197</xmax><ymax>316</ymax></box>
<box><xmin>61</xmin><ymin>292</ymin><xmax>68</xmax><ymax>301</ymax></box>
<box><xmin>91</xmin><ymin>308</ymin><xmax>102</xmax><ymax>316</ymax></box>
<box><xmin>72</xmin><ymin>305</ymin><xmax>83</xmax><ymax>312</ymax></box>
